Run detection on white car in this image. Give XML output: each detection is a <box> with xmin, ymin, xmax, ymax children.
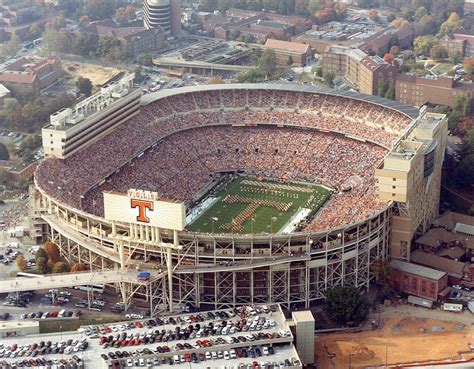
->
<box><xmin>126</xmin><ymin>359</ymin><xmax>133</xmax><ymax>367</ymax></box>
<box><xmin>453</xmin><ymin>284</ymin><xmax>462</xmax><ymax>290</ymax></box>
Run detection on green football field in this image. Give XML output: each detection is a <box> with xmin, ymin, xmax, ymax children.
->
<box><xmin>186</xmin><ymin>176</ymin><xmax>331</xmax><ymax>234</ymax></box>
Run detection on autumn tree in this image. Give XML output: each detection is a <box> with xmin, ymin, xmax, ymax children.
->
<box><xmin>52</xmin><ymin>261</ymin><xmax>70</xmax><ymax>274</ymax></box>
<box><xmin>208</xmin><ymin>76</ymin><xmax>225</xmax><ymax>84</ymax></box>
<box><xmin>390</xmin><ymin>18</ymin><xmax>409</xmax><ymax>28</ymax></box>
<box><xmin>368</xmin><ymin>9</ymin><xmax>380</xmax><ymax>22</ymax></box>
<box><xmin>383</xmin><ymin>53</ymin><xmax>395</xmax><ymax>63</ymax></box>
<box><xmin>16</xmin><ymin>255</ymin><xmax>27</xmax><ymax>272</ymax></box>
<box><xmin>71</xmin><ymin>263</ymin><xmax>87</xmax><ymax>272</ymax></box>
<box><xmin>77</xmin><ymin>77</ymin><xmax>93</xmax><ymax>97</ymax></box>
<box><xmin>36</xmin><ymin>256</ymin><xmax>49</xmax><ymax>274</ymax></box>
<box><xmin>43</xmin><ymin>241</ymin><xmax>61</xmax><ymax>263</ymax></box>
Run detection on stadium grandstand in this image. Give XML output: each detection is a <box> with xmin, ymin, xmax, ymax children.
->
<box><xmin>31</xmin><ymin>82</ymin><xmax>447</xmax><ymax>313</ymax></box>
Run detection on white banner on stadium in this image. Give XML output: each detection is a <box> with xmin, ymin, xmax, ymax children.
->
<box><xmin>103</xmin><ymin>192</ymin><xmax>186</xmax><ymax>231</ymax></box>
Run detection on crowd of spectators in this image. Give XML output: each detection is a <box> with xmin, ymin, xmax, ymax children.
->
<box><xmin>35</xmin><ymin>88</ymin><xmax>413</xmax><ymax>232</ymax></box>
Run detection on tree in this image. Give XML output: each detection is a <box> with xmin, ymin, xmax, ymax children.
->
<box><xmin>16</xmin><ymin>255</ymin><xmax>27</xmax><ymax>272</ymax></box>
<box><xmin>71</xmin><ymin>263</ymin><xmax>87</xmax><ymax>272</ymax></box>
<box><xmin>464</xmin><ymin>58</ymin><xmax>474</xmax><ymax>77</ymax></box>
<box><xmin>133</xmin><ymin>66</ymin><xmax>143</xmax><ymax>84</ymax></box>
<box><xmin>323</xmin><ymin>72</ymin><xmax>335</xmax><ymax>87</ymax></box>
<box><xmin>430</xmin><ymin>45</ymin><xmax>448</xmax><ymax>60</ymax></box>
<box><xmin>287</xmin><ymin>55</ymin><xmax>294</xmax><ymax>66</ymax></box>
<box><xmin>390</xmin><ymin>18</ymin><xmax>409</xmax><ymax>28</ymax></box>
<box><xmin>74</xmin><ymin>33</ymin><xmax>98</xmax><ymax>57</ymax></box>
<box><xmin>96</xmin><ymin>36</ymin><xmax>123</xmax><ymax>60</ymax></box>
<box><xmin>390</xmin><ymin>46</ymin><xmax>400</xmax><ymax>57</ymax></box>
<box><xmin>377</xmin><ymin>78</ymin><xmax>386</xmax><ymax>97</ymax></box>
<box><xmin>83</xmin><ymin>0</ymin><xmax>117</xmax><ymax>20</ymax></box>
<box><xmin>258</xmin><ymin>49</ymin><xmax>277</xmax><ymax>80</ymax></box>
<box><xmin>0</xmin><ymin>34</ymin><xmax>21</xmax><ymax>56</ymax></box>
<box><xmin>43</xmin><ymin>241</ymin><xmax>61</xmax><ymax>263</ymax></box>
<box><xmin>325</xmin><ymin>286</ymin><xmax>369</xmax><ymax>324</ymax></box>
<box><xmin>36</xmin><ymin>256</ymin><xmax>49</xmax><ymax>274</ymax></box>
<box><xmin>414</xmin><ymin>15</ymin><xmax>437</xmax><ymax>36</ymax></box>
<box><xmin>208</xmin><ymin>76</ymin><xmax>225</xmax><ymax>84</ymax></box>
<box><xmin>243</xmin><ymin>33</ymin><xmax>255</xmax><ymax>44</ymax></box>
<box><xmin>449</xmin><ymin>50</ymin><xmax>463</xmax><ymax>64</ymax></box>
<box><xmin>0</xmin><ymin>142</ymin><xmax>10</xmax><ymax>160</ymax></box>
<box><xmin>52</xmin><ymin>261</ymin><xmax>70</xmax><ymax>273</ymax></box>
<box><xmin>383</xmin><ymin>53</ymin><xmax>395</xmax><ymax>63</ymax></box>
<box><xmin>368</xmin><ymin>9</ymin><xmax>380</xmax><ymax>22</ymax></box>
<box><xmin>414</xmin><ymin>35</ymin><xmax>437</xmax><ymax>55</ymax></box>
<box><xmin>35</xmin><ymin>248</ymin><xmax>48</xmax><ymax>262</ymax></box>
<box><xmin>385</xmin><ymin>80</ymin><xmax>395</xmax><ymax>100</ymax></box>
<box><xmin>77</xmin><ymin>77</ymin><xmax>93</xmax><ymax>97</ymax></box>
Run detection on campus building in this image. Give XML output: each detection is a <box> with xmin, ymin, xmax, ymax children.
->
<box><xmin>395</xmin><ymin>74</ymin><xmax>474</xmax><ymax>108</ymax></box>
<box><xmin>143</xmin><ymin>0</ymin><xmax>182</xmax><ymax>35</ymax></box>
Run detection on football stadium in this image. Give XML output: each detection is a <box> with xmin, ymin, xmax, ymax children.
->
<box><xmin>30</xmin><ymin>78</ymin><xmax>448</xmax><ymax>313</ymax></box>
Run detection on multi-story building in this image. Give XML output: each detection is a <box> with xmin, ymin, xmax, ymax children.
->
<box><xmin>0</xmin><ymin>55</ymin><xmax>62</xmax><ymax>95</ymax></box>
<box><xmin>375</xmin><ymin>112</ymin><xmax>448</xmax><ymax>261</ymax></box>
<box><xmin>0</xmin><ymin>0</ymin><xmax>42</xmax><ymax>27</ymax></box>
<box><xmin>440</xmin><ymin>33</ymin><xmax>474</xmax><ymax>58</ymax></box>
<box><xmin>322</xmin><ymin>46</ymin><xmax>397</xmax><ymax>95</ymax></box>
<box><xmin>81</xmin><ymin>21</ymin><xmax>166</xmax><ymax>58</ymax></box>
<box><xmin>264</xmin><ymin>39</ymin><xmax>312</xmax><ymax>66</ymax></box>
<box><xmin>292</xmin><ymin>23</ymin><xmax>413</xmax><ymax>55</ymax></box>
<box><xmin>42</xmin><ymin>74</ymin><xmax>141</xmax><ymax>159</ymax></box>
<box><xmin>465</xmin><ymin>0</ymin><xmax>474</xmax><ymax>15</ymax></box>
<box><xmin>143</xmin><ymin>0</ymin><xmax>182</xmax><ymax>35</ymax></box>
<box><xmin>396</xmin><ymin>74</ymin><xmax>474</xmax><ymax>108</ymax></box>
<box><xmin>390</xmin><ymin>259</ymin><xmax>448</xmax><ymax>301</ymax></box>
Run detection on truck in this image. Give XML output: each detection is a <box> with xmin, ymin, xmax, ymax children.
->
<box><xmin>468</xmin><ymin>301</ymin><xmax>474</xmax><ymax>314</ymax></box>
<box><xmin>137</xmin><ymin>271</ymin><xmax>150</xmax><ymax>281</ymax></box>
<box><xmin>442</xmin><ymin>303</ymin><xmax>463</xmax><ymax>312</ymax></box>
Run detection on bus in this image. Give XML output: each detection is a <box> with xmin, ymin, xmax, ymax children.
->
<box><xmin>17</xmin><ymin>272</ymin><xmax>43</xmax><ymax>278</ymax></box>
<box><xmin>73</xmin><ymin>284</ymin><xmax>104</xmax><ymax>294</ymax></box>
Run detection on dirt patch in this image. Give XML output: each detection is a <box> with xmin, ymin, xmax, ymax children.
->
<box><xmin>63</xmin><ymin>61</ymin><xmax>121</xmax><ymax>87</ymax></box>
<box><xmin>315</xmin><ymin>317</ymin><xmax>472</xmax><ymax>368</ymax></box>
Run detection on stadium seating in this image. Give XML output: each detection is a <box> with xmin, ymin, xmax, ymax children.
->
<box><xmin>36</xmin><ymin>88</ymin><xmax>412</xmax><ymax>232</ymax></box>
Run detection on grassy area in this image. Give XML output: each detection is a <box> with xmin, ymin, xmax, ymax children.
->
<box><xmin>187</xmin><ymin>176</ymin><xmax>331</xmax><ymax>234</ymax></box>
<box><xmin>39</xmin><ymin>315</ymin><xmax>125</xmax><ymax>334</ymax></box>
<box><xmin>431</xmin><ymin>62</ymin><xmax>454</xmax><ymax>75</ymax></box>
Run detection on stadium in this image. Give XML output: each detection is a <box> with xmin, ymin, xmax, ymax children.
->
<box><xmin>31</xmin><ymin>81</ymin><xmax>447</xmax><ymax>313</ymax></box>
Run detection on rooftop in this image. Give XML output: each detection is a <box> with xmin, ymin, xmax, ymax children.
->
<box><xmin>410</xmin><ymin>250</ymin><xmax>466</xmax><ymax>278</ymax></box>
<box><xmin>265</xmin><ymin>39</ymin><xmax>309</xmax><ymax>53</ymax></box>
<box><xmin>390</xmin><ymin>259</ymin><xmax>446</xmax><ymax>280</ymax></box>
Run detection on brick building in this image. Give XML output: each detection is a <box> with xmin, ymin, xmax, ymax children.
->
<box><xmin>81</xmin><ymin>21</ymin><xmax>166</xmax><ymax>58</ymax></box>
<box><xmin>440</xmin><ymin>33</ymin><xmax>474</xmax><ymax>58</ymax></box>
<box><xmin>395</xmin><ymin>74</ymin><xmax>474</xmax><ymax>108</ymax></box>
<box><xmin>390</xmin><ymin>259</ymin><xmax>448</xmax><ymax>301</ymax></box>
<box><xmin>0</xmin><ymin>55</ymin><xmax>62</xmax><ymax>95</ymax></box>
<box><xmin>264</xmin><ymin>39</ymin><xmax>312</xmax><ymax>66</ymax></box>
<box><xmin>322</xmin><ymin>45</ymin><xmax>397</xmax><ymax>95</ymax></box>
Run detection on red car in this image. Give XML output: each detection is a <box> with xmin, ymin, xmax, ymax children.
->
<box><xmin>99</xmin><ymin>337</ymin><xmax>107</xmax><ymax>345</ymax></box>
<box><xmin>103</xmin><ymin>325</ymin><xmax>112</xmax><ymax>333</ymax></box>
<box><xmin>184</xmin><ymin>353</ymin><xmax>191</xmax><ymax>362</ymax></box>
<box><xmin>10</xmin><ymin>344</ymin><xmax>17</xmax><ymax>352</ymax></box>
<box><xmin>253</xmin><ymin>361</ymin><xmax>259</xmax><ymax>369</ymax></box>
<box><xmin>134</xmin><ymin>321</ymin><xmax>143</xmax><ymax>328</ymax></box>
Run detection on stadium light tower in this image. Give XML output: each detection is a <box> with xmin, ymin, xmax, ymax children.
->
<box><xmin>250</xmin><ymin>217</ymin><xmax>256</xmax><ymax>234</ymax></box>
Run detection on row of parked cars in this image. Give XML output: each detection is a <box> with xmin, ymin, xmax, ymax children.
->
<box><xmin>20</xmin><ymin>310</ymin><xmax>80</xmax><ymax>320</ymax></box>
<box><xmin>3</xmin><ymin>292</ymin><xmax>33</xmax><ymax>308</ymax></box>
<box><xmin>0</xmin><ymin>356</ymin><xmax>83</xmax><ymax>369</ymax></box>
<box><xmin>0</xmin><ymin>339</ymin><xmax>88</xmax><ymax>359</ymax></box>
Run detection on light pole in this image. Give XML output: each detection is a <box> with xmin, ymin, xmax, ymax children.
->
<box><xmin>349</xmin><ymin>352</ymin><xmax>353</xmax><ymax>369</ymax></box>
<box><xmin>270</xmin><ymin>216</ymin><xmax>277</xmax><ymax>234</ymax></box>
<box><xmin>211</xmin><ymin>217</ymin><xmax>218</xmax><ymax>234</ymax></box>
<box><xmin>250</xmin><ymin>217</ymin><xmax>255</xmax><ymax>234</ymax></box>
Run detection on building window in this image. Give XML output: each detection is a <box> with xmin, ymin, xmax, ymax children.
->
<box><xmin>403</xmin><ymin>275</ymin><xmax>408</xmax><ymax>289</ymax></box>
<box><xmin>421</xmin><ymin>280</ymin><xmax>426</xmax><ymax>293</ymax></box>
<box><xmin>430</xmin><ymin>282</ymin><xmax>435</xmax><ymax>295</ymax></box>
<box><xmin>412</xmin><ymin>278</ymin><xmax>417</xmax><ymax>290</ymax></box>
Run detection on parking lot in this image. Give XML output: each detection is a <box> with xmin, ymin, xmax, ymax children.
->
<box><xmin>0</xmin><ymin>305</ymin><xmax>302</xmax><ymax>369</ymax></box>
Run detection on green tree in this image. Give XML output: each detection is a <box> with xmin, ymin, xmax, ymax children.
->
<box><xmin>414</xmin><ymin>35</ymin><xmax>437</xmax><ymax>55</ymax></box>
<box><xmin>377</xmin><ymin>78</ymin><xmax>386</xmax><ymax>97</ymax></box>
<box><xmin>449</xmin><ymin>50</ymin><xmax>463</xmax><ymax>64</ymax></box>
<box><xmin>36</xmin><ymin>256</ymin><xmax>49</xmax><ymax>274</ymax></box>
<box><xmin>0</xmin><ymin>34</ymin><xmax>21</xmax><ymax>56</ymax></box>
<box><xmin>134</xmin><ymin>66</ymin><xmax>143</xmax><ymax>84</ymax></box>
<box><xmin>258</xmin><ymin>49</ymin><xmax>277</xmax><ymax>80</ymax></box>
<box><xmin>430</xmin><ymin>45</ymin><xmax>448</xmax><ymax>60</ymax></box>
<box><xmin>35</xmin><ymin>248</ymin><xmax>48</xmax><ymax>262</ymax></box>
<box><xmin>385</xmin><ymin>80</ymin><xmax>395</xmax><ymax>100</ymax></box>
<box><xmin>137</xmin><ymin>53</ymin><xmax>153</xmax><ymax>66</ymax></box>
<box><xmin>0</xmin><ymin>142</ymin><xmax>10</xmax><ymax>160</ymax></box>
<box><xmin>323</xmin><ymin>72</ymin><xmax>335</xmax><ymax>87</ymax></box>
<box><xmin>96</xmin><ymin>36</ymin><xmax>123</xmax><ymax>60</ymax></box>
<box><xmin>84</xmin><ymin>0</ymin><xmax>117</xmax><ymax>20</ymax></box>
<box><xmin>325</xmin><ymin>286</ymin><xmax>369</xmax><ymax>324</ymax></box>
<box><xmin>16</xmin><ymin>255</ymin><xmax>27</xmax><ymax>272</ymax></box>
<box><xmin>52</xmin><ymin>261</ymin><xmax>70</xmax><ymax>273</ymax></box>
<box><xmin>287</xmin><ymin>55</ymin><xmax>294</xmax><ymax>66</ymax></box>
<box><xmin>76</xmin><ymin>77</ymin><xmax>93</xmax><ymax>97</ymax></box>
<box><xmin>243</xmin><ymin>33</ymin><xmax>255</xmax><ymax>44</ymax></box>
<box><xmin>74</xmin><ymin>33</ymin><xmax>98</xmax><ymax>57</ymax></box>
